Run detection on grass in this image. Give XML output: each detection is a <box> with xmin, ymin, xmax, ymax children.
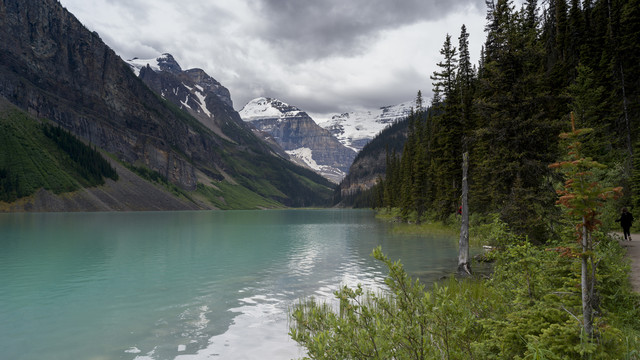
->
<box><xmin>195</xmin><ymin>181</ymin><xmax>283</xmax><ymax>210</ymax></box>
<box><xmin>0</xmin><ymin>110</ymin><xmax>83</xmax><ymax>201</ymax></box>
<box><xmin>375</xmin><ymin>208</ymin><xmax>461</xmax><ymax>236</ymax></box>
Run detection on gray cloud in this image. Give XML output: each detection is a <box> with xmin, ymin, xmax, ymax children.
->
<box><xmin>60</xmin><ymin>0</ymin><xmax>488</xmax><ymax>120</ymax></box>
<box><xmin>246</xmin><ymin>0</ymin><xmax>485</xmax><ymax>60</ymax></box>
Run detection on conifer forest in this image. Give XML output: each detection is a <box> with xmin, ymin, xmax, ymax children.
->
<box><xmin>291</xmin><ymin>1</ymin><xmax>640</xmax><ymax>358</ymax></box>
<box><xmin>369</xmin><ymin>0</ymin><xmax>639</xmax><ymax>242</ymax></box>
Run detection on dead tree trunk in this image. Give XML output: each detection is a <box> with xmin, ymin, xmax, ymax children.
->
<box><xmin>458</xmin><ymin>151</ymin><xmax>471</xmax><ymax>275</ymax></box>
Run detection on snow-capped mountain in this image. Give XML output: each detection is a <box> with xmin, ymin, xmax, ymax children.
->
<box><xmin>125</xmin><ymin>53</ymin><xmax>247</xmax><ymax>143</ymax></box>
<box><xmin>319</xmin><ymin>101</ymin><xmax>416</xmax><ymax>152</ymax></box>
<box><xmin>240</xmin><ymin>97</ymin><xmax>356</xmax><ymax>183</ymax></box>
<box><xmin>127</xmin><ymin>54</ymin><xmax>233</xmax><ymax>105</ymax></box>
<box><xmin>127</xmin><ymin>53</ymin><xmax>182</xmax><ymax>77</ymax></box>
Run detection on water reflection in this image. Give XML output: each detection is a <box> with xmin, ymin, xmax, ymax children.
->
<box><xmin>0</xmin><ymin>210</ymin><xmax>460</xmax><ymax>360</ymax></box>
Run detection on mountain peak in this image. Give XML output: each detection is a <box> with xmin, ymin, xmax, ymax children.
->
<box><xmin>239</xmin><ymin>97</ymin><xmax>303</xmax><ymax>121</ymax></box>
<box><xmin>125</xmin><ymin>54</ymin><xmax>233</xmax><ymax>109</ymax></box>
<box><xmin>238</xmin><ymin>97</ymin><xmax>356</xmax><ymax>183</ymax></box>
<box><xmin>127</xmin><ymin>53</ymin><xmax>182</xmax><ymax>76</ymax></box>
<box><xmin>155</xmin><ymin>53</ymin><xmax>182</xmax><ymax>73</ymax></box>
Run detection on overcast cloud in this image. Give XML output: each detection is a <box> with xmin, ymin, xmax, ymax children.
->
<box><xmin>59</xmin><ymin>0</ymin><xmax>491</xmax><ymax>121</ymax></box>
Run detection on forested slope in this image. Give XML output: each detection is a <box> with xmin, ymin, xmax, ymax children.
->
<box><xmin>370</xmin><ymin>0</ymin><xmax>639</xmax><ymax>241</ymax></box>
<box><xmin>0</xmin><ymin>99</ymin><xmax>117</xmax><ymax>203</ymax></box>
<box><xmin>334</xmin><ymin>116</ymin><xmax>410</xmax><ymax>207</ymax></box>
<box><xmin>292</xmin><ymin>3</ymin><xmax>640</xmax><ymax>357</ymax></box>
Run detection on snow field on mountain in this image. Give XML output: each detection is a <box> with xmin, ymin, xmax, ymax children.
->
<box><xmin>286</xmin><ymin>147</ymin><xmax>320</xmax><ymax>171</ymax></box>
<box><xmin>317</xmin><ymin>100</ymin><xmax>415</xmax><ymax>151</ymax></box>
<box><xmin>239</xmin><ymin>97</ymin><xmax>289</xmax><ymax>121</ymax></box>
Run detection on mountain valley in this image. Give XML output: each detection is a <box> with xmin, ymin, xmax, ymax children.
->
<box><xmin>0</xmin><ymin>0</ymin><xmax>335</xmax><ymax>210</ymax></box>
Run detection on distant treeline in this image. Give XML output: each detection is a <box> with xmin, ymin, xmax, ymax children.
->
<box><xmin>43</xmin><ymin>124</ymin><xmax>118</xmax><ymax>184</ymax></box>
<box><xmin>0</xmin><ymin>111</ymin><xmax>119</xmax><ymax>203</ymax></box>
<box><xmin>333</xmin><ymin>116</ymin><xmax>410</xmax><ymax>207</ymax></box>
<box><xmin>0</xmin><ymin>168</ymin><xmax>23</xmax><ymax>202</ymax></box>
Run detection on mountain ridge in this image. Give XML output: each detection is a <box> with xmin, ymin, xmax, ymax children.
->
<box><xmin>240</xmin><ymin>97</ymin><xmax>356</xmax><ymax>183</ymax></box>
<box><xmin>319</xmin><ymin>101</ymin><xmax>416</xmax><ymax>152</ymax></box>
<box><xmin>0</xmin><ymin>0</ymin><xmax>334</xmax><ymax>210</ymax></box>
<box><xmin>0</xmin><ymin>96</ymin><xmax>201</xmax><ymax>212</ymax></box>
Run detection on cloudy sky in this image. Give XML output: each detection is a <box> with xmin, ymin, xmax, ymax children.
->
<box><xmin>59</xmin><ymin>0</ymin><xmax>495</xmax><ymax>121</ymax></box>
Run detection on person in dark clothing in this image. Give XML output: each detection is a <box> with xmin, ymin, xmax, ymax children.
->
<box><xmin>616</xmin><ymin>207</ymin><xmax>634</xmax><ymax>241</ymax></box>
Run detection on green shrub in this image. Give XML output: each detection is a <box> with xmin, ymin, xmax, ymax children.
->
<box><xmin>290</xmin><ymin>231</ymin><xmax>640</xmax><ymax>359</ymax></box>
<box><xmin>290</xmin><ymin>247</ymin><xmax>500</xmax><ymax>359</ymax></box>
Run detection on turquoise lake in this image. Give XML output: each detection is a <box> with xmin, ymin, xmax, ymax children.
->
<box><xmin>0</xmin><ymin>209</ymin><xmax>460</xmax><ymax>360</ymax></box>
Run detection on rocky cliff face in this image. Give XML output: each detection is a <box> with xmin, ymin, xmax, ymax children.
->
<box><xmin>128</xmin><ymin>54</ymin><xmax>232</xmax><ymax>108</ymax></box>
<box><xmin>0</xmin><ymin>0</ymin><xmax>202</xmax><ymax>189</ymax></box>
<box><xmin>126</xmin><ymin>54</ymin><xmax>256</xmax><ymax>146</ymax></box>
<box><xmin>240</xmin><ymin>97</ymin><xmax>356</xmax><ymax>183</ymax></box>
<box><xmin>335</xmin><ymin>114</ymin><xmax>410</xmax><ymax>207</ymax></box>
<box><xmin>0</xmin><ymin>0</ymin><xmax>333</xmax><ymax>208</ymax></box>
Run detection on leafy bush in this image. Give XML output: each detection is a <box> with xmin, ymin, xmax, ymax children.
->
<box><xmin>290</xmin><ymin>236</ymin><xmax>640</xmax><ymax>359</ymax></box>
<box><xmin>290</xmin><ymin>247</ymin><xmax>499</xmax><ymax>359</ymax></box>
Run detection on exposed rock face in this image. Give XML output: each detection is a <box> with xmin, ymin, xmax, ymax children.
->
<box><xmin>128</xmin><ymin>53</ymin><xmax>233</xmax><ymax>110</ymax></box>
<box><xmin>0</xmin><ymin>0</ymin><xmax>333</xmax><ymax>208</ymax></box>
<box><xmin>127</xmin><ymin>54</ymin><xmax>252</xmax><ymax>145</ymax></box>
<box><xmin>335</xmin><ymin>117</ymin><xmax>410</xmax><ymax>207</ymax></box>
<box><xmin>0</xmin><ymin>158</ymin><xmax>204</xmax><ymax>212</ymax></box>
<box><xmin>240</xmin><ymin>97</ymin><xmax>356</xmax><ymax>183</ymax></box>
<box><xmin>0</xmin><ymin>0</ymin><xmax>201</xmax><ymax>189</ymax></box>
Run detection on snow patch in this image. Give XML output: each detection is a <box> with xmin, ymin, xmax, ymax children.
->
<box><xmin>239</xmin><ymin>97</ymin><xmax>285</xmax><ymax>121</ymax></box>
<box><xmin>126</xmin><ymin>56</ymin><xmax>162</xmax><ymax>76</ymax></box>
<box><xmin>125</xmin><ymin>347</ymin><xmax>141</xmax><ymax>354</ymax></box>
<box><xmin>286</xmin><ymin>147</ymin><xmax>320</xmax><ymax>171</ymax></box>
<box><xmin>192</xmin><ymin>90</ymin><xmax>212</xmax><ymax>117</ymax></box>
<box><xmin>318</xmin><ymin>100</ymin><xmax>418</xmax><ymax>151</ymax></box>
<box><xmin>238</xmin><ymin>97</ymin><xmax>305</xmax><ymax>122</ymax></box>
<box><xmin>286</xmin><ymin>148</ymin><xmax>345</xmax><ymax>183</ymax></box>
<box><xmin>180</xmin><ymin>94</ymin><xmax>192</xmax><ymax>111</ymax></box>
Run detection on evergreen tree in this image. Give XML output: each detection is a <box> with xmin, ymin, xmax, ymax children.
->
<box><xmin>430</xmin><ymin>34</ymin><xmax>458</xmax><ymax>101</ymax></box>
<box><xmin>566</xmin><ymin>64</ymin><xmax>609</xmax><ymax>158</ymax></box>
<box><xmin>429</xmin><ymin>34</ymin><xmax>461</xmax><ymax>218</ymax></box>
<box><xmin>415</xmin><ymin>90</ymin><xmax>424</xmax><ymax>112</ymax></box>
<box><xmin>568</xmin><ymin>0</ymin><xmax>584</xmax><ymax>69</ymax></box>
<box><xmin>374</xmin><ymin>0</ymin><xmax>638</xmax><ymax>234</ymax></box>
<box><xmin>411</xmin><ymin>118</ymin><xmax>429</xmax><ymax>223</ymax></box>
<box><xmin>522</xmin><ymin>0</ymin><xmax>538</xmax><ymax>32</ymax></box>
<box><xmin>618</xmin><ymin>0</ymin><xmax>640</xmax><ymax>161</ymax></box>
<box><xmin>457</xmin><ymin>25</ymin><xmax>473</xmax><ymax>94</ymax></box>
<box><xmin>549</xmin><ymin>113</ymin><xmax>622</xmax><ymax>340</ymax></box>
<box><xmin>457</xmin><ymin>24</ymin><xmax>476</xmax><ymax>149</ymax></box>
<box><xmin>555</xmin><ymin>0</ymin><xmax>570</xmax><ymax>63</ymax></box>
<box><xmin>399</xmin><ymin>115</ymin><xmax>417</xmax><ymax>221</ymax></box>
<box><xmin>632</xmin><ymin>142</ymin><xmax>640</xmax><ymax>210</ymax></box>
<box><xmin>473</xmin><ymin>0</ymin><xmax>560</xmax><ymax>239</ymax></box>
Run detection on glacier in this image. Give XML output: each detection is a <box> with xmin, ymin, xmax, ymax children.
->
<box><xmin>318</xmin><ymin>101</ymin><xmax>416</xmax><ymax>152</ymax></box>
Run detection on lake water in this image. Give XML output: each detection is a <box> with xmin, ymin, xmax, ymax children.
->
<box><xmin>0</xmin><ymin>209</ymin><xmax>460</xmax><ymax>360</ymax></box>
